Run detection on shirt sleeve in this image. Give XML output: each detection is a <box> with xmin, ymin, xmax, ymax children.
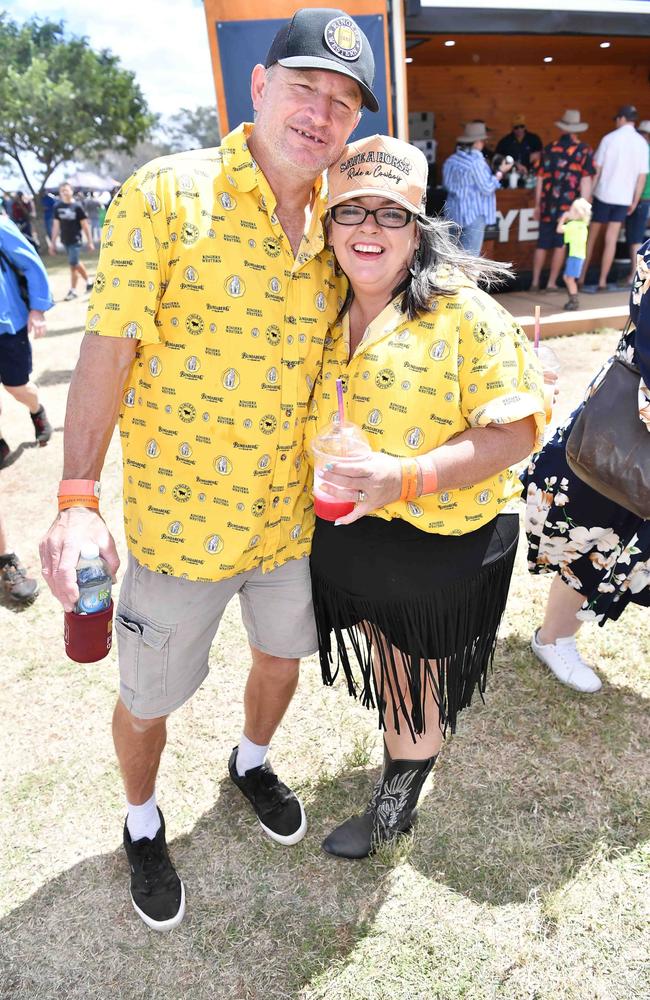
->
<box><xmin>471</xmin><ymin>156</ymin><xmax>501</xmax><ymax>195</ymax></box>
<box><xmin>0</xmin><ymin>219</ymin><xmax>53</xmax><ymax>312</ymax></box>
<box><xmin>458</xmin><ymin>291</ymin><xmax>545</xmax><ymax>451</ymax></box>
<box><xmin>77</xmin><ymin>205</ymin><xmax>88</xmax><ymax>222</ymax></box>
<box><xmin>85</xmin><ymin>169</ymin><xmax>165</xmax><ymax>344</ymax></box>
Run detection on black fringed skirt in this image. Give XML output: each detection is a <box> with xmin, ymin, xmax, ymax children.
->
<box><xmin>310</xmin><ymin>513</ymin><xmax>519</xmax><ymax>738</ymax></box>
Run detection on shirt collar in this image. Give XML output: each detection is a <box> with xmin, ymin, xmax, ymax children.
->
<box><xmin>219</xmin><ymin>122</ymin><xmax>326</xmax><ymax>260</ymax></box>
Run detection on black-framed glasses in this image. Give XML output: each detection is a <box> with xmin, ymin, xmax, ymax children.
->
<box><xmin>330</xmin><ymin>203</ymin><xmax>414</xmax><ymax>229</ymax></box>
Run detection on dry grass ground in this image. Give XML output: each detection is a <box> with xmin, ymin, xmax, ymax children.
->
<box><xmin>0</xmin><ymin>256</ymin><xmax>648</xmax><ymax>1000</ymax></box>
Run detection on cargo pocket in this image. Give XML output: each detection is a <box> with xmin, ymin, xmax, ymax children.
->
<box><xmin>115</xmin><ymin>608</ymin><xmax>172</xmax><ymax>702</ymax></box>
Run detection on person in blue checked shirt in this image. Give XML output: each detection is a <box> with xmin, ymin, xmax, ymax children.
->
<box><xmin>0</xmin><ymin>213</ymin><xmax>54</xmax><ymax>464</ymax></box>
<box><xmin>442</xmin><ymin>121</ymin><xmax>514</xmax><ymax>255</ymax></box>
<box><xmin>0</xmin><ymin>213</ymin><xmax>54</xmax><ymax>601</ymax></box>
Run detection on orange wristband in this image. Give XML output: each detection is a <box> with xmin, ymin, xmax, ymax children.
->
<box><xmin>416</xmin><ymin>456</ymin><xmax>438</xmax><ymax>496</ymax></box>
<box><xmin>58</xmin><ymin>495</ymin><xmax>100</xmax><ymax>512</ymax></box>
<box><xmin>58</xmin><ymin>479</ymin><xmax>101</xmax><ymax>499</ymax></box>
<box><xmin>400</xmin><ymin>459</ymin><xmax>419</xmax><ymax>501</ymax></box>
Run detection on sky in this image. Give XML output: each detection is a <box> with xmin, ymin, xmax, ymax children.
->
<box><xmin>4</xmin><ymin>0</ymin><xmax>217</xmax><ymax>116</ymax></box>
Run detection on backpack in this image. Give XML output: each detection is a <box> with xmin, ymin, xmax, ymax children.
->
<box><xmin>0</xmin><ymin>247</ymin><xmax>30</xmax><ymax>310</ymax></box>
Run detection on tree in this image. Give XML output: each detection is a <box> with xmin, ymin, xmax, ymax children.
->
<box><xmin>162</xmin><ymin>106</ymin><xmax>220</xmax><ymax>153</ymax></box>
<box><xmin>0</xmin><ymin>14</ymin><xmax>156</xmax><ymax>197</ymax></box>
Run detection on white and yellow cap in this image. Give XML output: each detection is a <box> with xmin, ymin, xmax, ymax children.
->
<box><xmin>327</xmin><ymin>134</ymin><xmax>428</xmax><ymax>215</ymax></box>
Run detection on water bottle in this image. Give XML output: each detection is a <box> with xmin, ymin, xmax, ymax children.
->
<box><xmin>75</xmin><ymin>543</ymin><xmax>112</xmax><ymax>613</ymax></box>
<box><xmin>63</xmin><ymin>542</ymin><xmax>114</xmax><ymax>663</ymax></box>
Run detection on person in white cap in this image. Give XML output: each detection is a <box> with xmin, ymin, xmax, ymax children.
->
<box><xmin>307</xmin><ymin>133</ymin><xmax>544</xmax><ymax>859</ymax></box>
<box><xmin>442</xmin><ymin>121</ymin><xmax>513</xmax><ymax>255</ymax></box>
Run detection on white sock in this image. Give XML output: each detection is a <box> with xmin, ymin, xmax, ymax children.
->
<box><xmin>126</xmin><ymin>791</ymin><xmax>161</xmax><ymax>842</ymax></box>
<box><xmin>236</xmin><ymin>734</ymin><xmax>269</xmax><ymax>776</ymax></box>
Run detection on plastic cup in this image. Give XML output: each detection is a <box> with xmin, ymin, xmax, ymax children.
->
<box><xmin>310</xmin><ymin>421</ymin><xmax>371</xmax><ymax>522</ymax></box>
<box><xmin>535</xmin><ymin>344</ymin><xmax>560</xmax><ymax>423</ymax></box>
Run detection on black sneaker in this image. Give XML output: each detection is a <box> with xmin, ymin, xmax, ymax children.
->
<box><xmin>123</xmin><ymin>808</ymin><xmax>185</xmax><ymax>931</ymax></box>
<box><xmin>228</xmin><ymin>747</ymin><xmax>307</xmax><ymax>845</ymax></box>
<box><xmin>0</xmin><ymin>554</ymin><xmax>38</xmax><ymax>603</ymax></box>
<box><xmin>0</xmin><ymin>438</ymin><xmax>10</xmax><ymax>468</ymax></box>
<box><xmin>30</xmin><ymin>407</ymin><xmax>52</xmax><ymax>445</ymax></box>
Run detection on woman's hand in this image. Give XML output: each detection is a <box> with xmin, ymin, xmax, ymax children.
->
<box><xmin>318</xmin><ymin>452</ymin><xmax>403</xmax><ymax>525</ymax></box>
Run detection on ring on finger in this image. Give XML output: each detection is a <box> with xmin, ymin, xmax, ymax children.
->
<box><xmin>357</xmin><ymin>489</ymin><xmax>367</xmax><ymax>503</ymax></box>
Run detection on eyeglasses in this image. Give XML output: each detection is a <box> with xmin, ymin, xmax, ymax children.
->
<box><xmin>513</xmin><ymin>124</ymin><xmax>526</xmax><ymax>131</ymax></box>
<box><xmin>330</xmin><ymin>204</ymin><xmax>414</xmax><ymax>229</ymax></box>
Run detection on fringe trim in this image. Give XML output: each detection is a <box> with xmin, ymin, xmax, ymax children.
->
<box><xmin>311</xmin><ymin>542</ymin><xmax>517</xmax><ymax>740</ymax></box>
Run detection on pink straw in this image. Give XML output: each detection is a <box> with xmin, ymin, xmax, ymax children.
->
<box><xmin>336</xmin><ymin>377</ymin><xmax>345</xmax><ymax>425</ymax></box>
<box><xmin>533</xmin><ymin>305</ymin><xmax>541</xmax><ymax>351</ymax></box>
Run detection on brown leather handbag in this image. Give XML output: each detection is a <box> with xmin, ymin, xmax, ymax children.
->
<box><xmin>565</xmin><ymin>341</ymin><xmax>650</xmax><ymax>519</ymax></box>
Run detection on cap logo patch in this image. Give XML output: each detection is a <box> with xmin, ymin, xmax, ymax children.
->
<box><xmin>324</xmin><ymin>16</ymin><xmax>362</xmax><ymax>61</ymax></box>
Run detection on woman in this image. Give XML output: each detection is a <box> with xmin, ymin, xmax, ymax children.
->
<box><xmin>442</xmin><ymin>121</ymin><xmax>512</xmax><ymax>255</ymax></box>
<box><xmin>308</xmin><ymin>135</ymin><xmax>545</xmax><ymax>859</ymax></box>
<box><xmin>523</xmin><ymin>239</ymin><xmax>650</xmax><ymax>694</ymax></box>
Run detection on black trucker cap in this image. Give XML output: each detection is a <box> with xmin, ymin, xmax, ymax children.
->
<box><xmin>265</xmin><ymin>8</ymin><xmax>378</xmax><ymax>112</ymax></box>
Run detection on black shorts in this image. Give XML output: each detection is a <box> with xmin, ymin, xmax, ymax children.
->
<box><xmin>537</xmin><ymin>220</ymin><xmax>564</xmax><ymax>250</ymax></box>
<box><xmin>592</xmin><ymin>196</ymin><xmax>628</xmax><ymax>224</ymax></box>
<box><xmin>0</xmin><ymin>328</ymin><xmax>32</xmax><ymax>386</ymax></box>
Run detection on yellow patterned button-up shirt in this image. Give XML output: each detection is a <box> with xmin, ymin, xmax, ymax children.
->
<box><xmin>87</xmin><ymin>124</ymin><xmax>343</xmax><ymax>580</ymax></box>
<box><xmin>308</xmin><ymin>280</ymin><xmax>545</xmax><ymax>534</ymax></box>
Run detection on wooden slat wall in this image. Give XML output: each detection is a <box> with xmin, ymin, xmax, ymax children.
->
<box><xmin>408</xmin><ymin>62</ymin><xmax>650</xmax><ymax>169</ymax></box>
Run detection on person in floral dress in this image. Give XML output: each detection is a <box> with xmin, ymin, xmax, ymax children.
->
<box><xmin>523</xmin><ymin>238</ymin><xmax>650</xmax><ymax>692</ymax></box>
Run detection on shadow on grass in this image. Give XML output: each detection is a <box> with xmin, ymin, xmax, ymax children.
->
<box><xmin>42</xmin><ymin>325</ymin><xmax>84</xmax><ymax>339</ymax></box>
<box><xmin>401</xmin><ymin>632</ymin><xmax>649</xmax><ymax>906</ymax></box>
<box><xmin>0</xmin><ymin>431</ymin><xmax>62</xmax><ymax>469</ymax></box>
<box><xmin>0</xmin><ymin>773</ymin><xmax>387</xmax><ymax>1000</ymax></box>
<box><xmin>1</xmin><ymin>634</ymin><xmax>647</xmax><ymax>997</ymax></box>
<box><xmin>37</xmin><ymin>368</ymin><xmax>74</xmax><ymax>388</ymax></box>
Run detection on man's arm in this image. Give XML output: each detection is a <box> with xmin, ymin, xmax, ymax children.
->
<box><xmin>40</xmin><ymin>334</ymin><xmax>138</xmax><ymax>609</ymax></box>
<box><xmin>80</xmin><ymin>217</ymin><xmax>95</xmax><ymax>250</ymax></box>
<box><xmin>533</xmin><ymin>175</ymin><xmax>543</xmax><ymax>221</ymax></box>
<box><xmin>628</xmin><ymin>173</ymin><xmax>647</xmax><ymax>215</ymax></box>
<box><xmin>50</xmin><ymin>218</ymin><xmax>60</xmax><ymax>254</ymax></box>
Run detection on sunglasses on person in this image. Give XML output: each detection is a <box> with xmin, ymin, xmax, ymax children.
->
<box><xmin>330</xmin><ymin>204</ymin><xmax>415</xmax><ymax>229</ymax></box>
<box><xmin>513</xmin><ymin>124</ymin><xmax>526</xmax><ymax>131</ymax></box>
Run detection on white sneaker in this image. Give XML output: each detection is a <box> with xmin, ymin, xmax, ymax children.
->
<box><xmin>531</xmin><ymin>630</ymin><xmax>602</xmax><ymax>693</ymax></box>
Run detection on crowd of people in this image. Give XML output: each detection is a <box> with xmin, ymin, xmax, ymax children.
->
<box><xmin>443</xmin><ymin>105</ymin><xmax>650</xmax><ymax>311</ymax></box>
<box><xmin>1</xmin><ymin>5</ymin><xmax>647</xmax><ymax>935</ymax></box>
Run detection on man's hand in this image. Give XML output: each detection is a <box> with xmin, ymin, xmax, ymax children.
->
<box><xmin>627</xmin><ymin>202</ymin><xmax>638</xmax><ymax>216</ymax></box>
<box><xmin>27</xmin><ymin>310</ymin><xmax>47</xmax><ymax>338</ymax></box>
<box><xmin>88</xmin><ymin>243</ymin><xmax>96</xmax><ymax>252</ymax></box>
<box><xmin>40</xmin><ymin>507</ymin><xmax>120</xmax><ymax>612</ymax></box>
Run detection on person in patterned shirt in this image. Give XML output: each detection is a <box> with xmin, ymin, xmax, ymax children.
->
<box><xmin>531</xmin><ymin>109</ymin><xmax>596</xmax><ymax>292</ymax></box>
<box><xmin>39</xmin><ymin>8</ymin><xmax>379</xmax><ymax>931</ymax></box>
<box><xmin>306</xmin><ymin>134</ymin><xmax>544</xmax><ymax>859</ymax></box>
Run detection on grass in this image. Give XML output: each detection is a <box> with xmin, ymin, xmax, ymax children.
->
<box><xmin>0</xmin><ymin>263</ymin><xmax>648</xmax><ymax>999</ymax></box>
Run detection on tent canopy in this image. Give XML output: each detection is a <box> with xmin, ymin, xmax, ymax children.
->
<box><xmin>53</xmin><ymin>170</ymin><xmax>119</xmax><ymax>191</ymax></box>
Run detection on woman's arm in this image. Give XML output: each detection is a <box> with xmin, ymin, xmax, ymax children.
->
<box><xmin>318</xmin><ymin>415</ymin><xmax>538</xmax><ymax>524</ymax></box>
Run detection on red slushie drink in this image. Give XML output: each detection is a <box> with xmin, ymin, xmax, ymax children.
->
<box><xmin>311</xmin><ymin>420</ymin><xmax>371</xmax><ymax>522</ymax></box>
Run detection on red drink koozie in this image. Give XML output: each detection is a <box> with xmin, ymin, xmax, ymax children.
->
<box><xmin>64</xmin><ymin>600</ymin><xmax>114</xmax><ymax>663</ymax></box>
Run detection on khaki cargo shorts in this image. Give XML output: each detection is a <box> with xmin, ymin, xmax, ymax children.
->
<box><xmin>115</xmin><ymin>554</ymin><xmax>318</xmax><ymax>719</ymax></box>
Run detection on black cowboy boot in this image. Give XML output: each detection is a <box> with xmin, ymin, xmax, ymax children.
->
<box><xmin>322</xmin><ymin>745</ymin><xmax>437</xmax><ymax>860</ymax></box>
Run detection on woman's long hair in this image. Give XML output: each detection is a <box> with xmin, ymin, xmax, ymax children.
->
<box><xmin>336</xmin><ymin>214</ymin><xmax>512</xmax><ymax>322</ymax></box>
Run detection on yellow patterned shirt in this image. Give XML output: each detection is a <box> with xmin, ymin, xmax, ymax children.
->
<box><xmin>86</xmin><ymin>123</ymin><xmax>344</xmax><ymax>581</ymax></box>
<box><xmin>307</xmin><ymin>280</ymin><xmax>545</xmax><ymax>534</ymax></box>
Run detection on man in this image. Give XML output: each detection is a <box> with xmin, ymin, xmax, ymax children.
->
<box><xmin>40</xmin><ymin>8</ymin><xmax>377</xmax><ymax>931</ymax></box>
<box><xmin>531</xmin><ymin>109</ymin><xmax>595</xmax><ymax>293</ymax></box>
<box><xmin>580</xmin><ymin>104</ymin><xmax>648</xmax><ymax>289</ymax></box>
<box><xmin>443</xmin><ymin>120</ymin><xmax>512</xmax><ymax>255</ymax></box>
<box><xmin>0</xmin><ymin>213</ymin><xmax>54</xmax><ymax>465</ymax></box>
<box><xmin>496</xmin><ymin>114</ymin><xmax>542</xmax><ymax>175</ymax></box>
<box><xmin>622</xmin><ymin>119</ymin><xmax>650</xmax><ymax>285</ymax></box>
<box><xmin>50</xmin><ymin>182</ymin><xmax>95</xmax><ymax>301</ymax></box>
